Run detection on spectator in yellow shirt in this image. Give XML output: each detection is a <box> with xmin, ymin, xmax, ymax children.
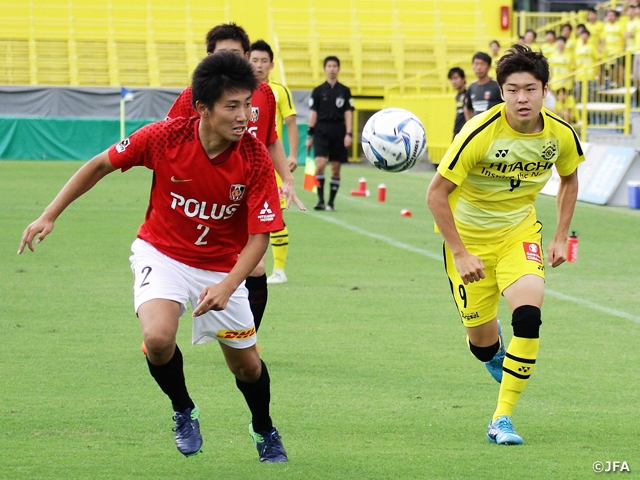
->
<box><xmin>488</xmin><ymin>40</ymin><xmax>501</xmax><ymax>79</ymax></box>
<box><xmin>549</xmin><ymin>36</ymin><xmax>574</xmax><ymax>92</ymax></box>
<box><xmin>524</xmin><ymin>29</ymin><xmax>542</xmax><ymax>53</ymax></box>
<box><xmin>587</xmin><ymin>8</ymin><xmax>605</xmax><ymax>49</ymax></box>
<box><xmin>554</xmin><ymin>87</ymin><xmax>577</xmax><ymax>124</ymax></box>
<box><xmin>541</xmin><ymin>30</ymin><xmax>558</xmax><ymax>58</ymax></box>
<box><xmin>560</xmin><ymin>24</ymin><xmax>577</xmax><ymax>59</ymax></box>
<box><xmin>601</xmin><ymin>9</ymin><xmax>626</xmax><ymax>84</ymax></box>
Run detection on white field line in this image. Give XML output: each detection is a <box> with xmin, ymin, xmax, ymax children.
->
<box><xmin>308</xmin><ymin>211</ymin><xmax>640</xmax><ymax>324</ymax></box>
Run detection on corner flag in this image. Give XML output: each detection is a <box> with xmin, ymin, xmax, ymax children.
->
<box><xmin>303</xmin><ymin>156</ymin><xmax>319</xmax><ymax>192</ymax></box>
<box><xmin>121</xmin><ymin>87</ymin><xmax>134</xmax><ymax>102</ymax></box>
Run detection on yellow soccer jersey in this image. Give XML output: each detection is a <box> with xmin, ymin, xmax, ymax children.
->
<box><xmin>269</xmin><ymin>80</ymin><xmax>297</xmax><ymax>208</ymax></box>
<box><xmin>587</xmin><ymin>20</ymin><xmax>604</xmax><ymax>47</ymax></box>
<box><xmin>549</xmin><ymin>51</ymin><xmax>574</xmax><ymax>90</ymax></box>
<box><xmin>437</xmin><ymin>103</ymin><xmax>584</xmax><ymax>244</ymax></box>
<box><xmin>603</xmin><ymin>22</ymin><xmax>625</xmax><ymax>56</ymax></box>
<box><xmin>269</xmin><ymin>80</ymin><xmax>297</xmax><ymax>141</ymax></box>
<box><xmin>575</xmin><ymin>40</ymin><xmax>598</xmax><ymax>81</ymax></box>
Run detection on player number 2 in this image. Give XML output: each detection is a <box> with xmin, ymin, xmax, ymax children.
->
<box><xmin>195</xmin><ymin>224</ymin><xmax>210</xmax><ymax>245</ymax></box>
<box><xmin>139</xmin><ymin>266</ymin><xmax>152</xmax><ymax>287</ymax></box>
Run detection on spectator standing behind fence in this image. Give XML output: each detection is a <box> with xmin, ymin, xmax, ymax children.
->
<box><xmin>553</xmin><ymin>87</ymin><xmax>577</xmax><ymax>124</ymax></box>
<box><xmin>549</xmin><ymin>36</ymin><xmax>574</xmax><ymax>93</ymax></box>
<box><xmin>541</xmin><ymin>30</ymin><xmax>557</xmax><ymax>58</ymax></box>
<box><xmin>587</xmin><ymin>8</ymin><xmax>605</xmax><ymax>49</ymax></box>
<box><xmin>575</xmin><ymin>28</ymin><xmax>598</xmax><ymax>87</ymax></box>
<box><xmin>488</xmin><ymin>40</ymin><xmax>501</xmax><ymax>78</ymax></box>
<box><xmin>601</xmin><ymin>9</ymin><xmax>625</xmax><ymax>84</ymax></box>
<box><xmin>560</xmin><ymin>24</ymin><xmax>577</xmax><ymax>59</ymax></box>
<box><xmin>305</xmin><ymin>56</ymin><xmax>355</xmax><ymax>212</ymax></box>
<box><xmin>625</xmin><ymin>3</ymin><xmax>640</xmax><ymax>80</ymax></box>
<box><xmin>464</xmin><ymin>52</ymin><xmax>503</xmax><ymax>121</ymax></box>
<box><xmin>448</xmin><ymin>67</ymin><xmax>467</xmax><ymax>138</ymax></box>
<box><xmin>523</xmin><ymin>29</ymin><xmax>542</xmax><ymax>53</ymax></box>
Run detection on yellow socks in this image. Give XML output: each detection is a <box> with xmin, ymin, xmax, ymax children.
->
<box><xmin>493</xmin><ymin>336</ymin><xmax>539</xmax><ymax>421</ymax></box>
<box><xmin>270</xmin><ymin>226</ymin><xmax>289</xmax><ymax>271</ymax></box>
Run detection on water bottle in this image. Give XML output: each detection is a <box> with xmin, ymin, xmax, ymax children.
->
<box><xmin>567</xmin><ymin>231</ymin><xmax>578</xmax><ymax>263</ymax></box>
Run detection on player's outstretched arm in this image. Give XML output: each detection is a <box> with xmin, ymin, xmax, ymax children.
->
<box><xmin>547</xmin><ymin>169</ymin><xmax>579</xmax><ymax>267</ymax></box>
<box><xmin>267</xmin><ymin>138</ymin><xmax>306</xmax><ymax>211</ymax></box>
<box><xmin>18</xmin><ymin>152</ymin><xmax>117</xmax><ymax>254</ymax></box>
<box><xmin>193</xmin><ymin>233</ymin><xmax>270</xmax><ymax>316</ymax></box>
<box><xmin>427</xmin><ymin>172</ymin><xmax>486</xmax><ymax>284</ymax></box>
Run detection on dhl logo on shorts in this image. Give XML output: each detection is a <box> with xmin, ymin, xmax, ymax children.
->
<box><xmin>217</xmin><ymin>327</ymin><xmax>256</xmax><ymax>340</ymax></box>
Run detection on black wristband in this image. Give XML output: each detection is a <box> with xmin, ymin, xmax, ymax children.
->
<box><xmin>307</xmin><ymin>127</ymin><xmax>315</xmax><ymax>136</ymax></box>
<box><xmin>346</xmin><ymin>132</ymin><xmax>353</xmax><ymax>137</ymax></box>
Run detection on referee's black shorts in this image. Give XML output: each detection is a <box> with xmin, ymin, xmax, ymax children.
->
<box><xmin>314</xmin><ymin>122</ymin><xmax>348</xmax><ymax>162</ymax></box>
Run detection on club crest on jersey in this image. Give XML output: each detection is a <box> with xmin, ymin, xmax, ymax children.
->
<box><xmin>229</xmin><ymin>184</ymin><xmax>246</xmax><ymax>201</ymax></box>
<box><xmin>541</xmin><ymin>140</ymin><xmax>557</xmax><ymax>161</ymax></box>
<box><xmin>336</xmin><ymin>97</ymin><xmax>345</xmax><ymax>108</ymax></box>
<box><xmin>251</xmin><ymin>107</ymin><xmax>259</xmax><ymax>123</ymax></box>
<box><xmin>115</xmin><ymin>138</ymin><xmax>130</xmax><ymax>153</ymax></box>
<box><xmin>484</xmin><ymin>91</ymin><xmax>491</xmax><ymax>100</ymax></box>
<box><xmin>523</xmin><ymin>242</ymin><xmax>542</xmax><ymax>263</ymax></box>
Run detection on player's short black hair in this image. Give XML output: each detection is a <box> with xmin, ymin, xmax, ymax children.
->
<box><xmin>324</xmin><ymin>56</ymin><xmax>340</xmax><ymax>67</ymax></box>
<box><xmin>191</xmin><ymin>51</ymin><xmax>258</xmax><ymax>110</ymax></box>
<box><xmin>496</xmin><ymin>44</ymin><xmax>549</xmax><ymax>88</ymax></box>
<box><xmin>525</xmin><ymin>28</ymin><xmax>537</xmax><ymax>40</ymax></box>
<box><xmin>205</xmin><ymin>23</ymin><xmax>250</xmax><ymax>54</ymax></box>
<box><xmin>561</xmin><ymin>23</ymin><xmax>572</xmax><ymax>31</ymax></box>
<box><xmin>250</xmin><ymin>39</ymin><xmax>274</xmax><ymax>62</ymax></box>
<box><xmin>490</xmin><ymin>40</ymin><xmax>500</xmax><ymax>48</ymax></box>
<box><xmin>581</xmin><ymin>28</ymin><xmax>591</xmax><ymax>36</ymax></box>
<box><xmin>448</xmin><ymin>67</ymin><xmax>465</xmax><ymax>79</ymax></box>
<box><xmin>472</xmin><ymin>52</ymin><xmax>492</xmax><ymax>66</ymax></box>
<box><xmin>545</xmin><ymin>30</ymin><xmax>556</xmax><ymax>37</ymax></box>
<box><xmin>557</xmin><ymin>36</ymin><xmax>567</xmax><ymax>43</ymax></box>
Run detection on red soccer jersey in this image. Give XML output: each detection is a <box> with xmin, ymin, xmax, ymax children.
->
<box><xmin>166</xmin><ymin>83</ymin><xmax>278</xmax><ymax>146</ymax></box>
<box><xmin>108</xmin><ymin>117</ymin><xmax>284</xmax><ymax>272</ymax></box>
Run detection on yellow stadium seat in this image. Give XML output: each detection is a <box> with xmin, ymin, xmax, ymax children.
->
<box><xmin>0</xmin><ymin>40</ymin><xmax>30</xmax><ymax>84</ymax></box>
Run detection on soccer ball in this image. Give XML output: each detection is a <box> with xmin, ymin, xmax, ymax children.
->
<box><xmin>361</xmin><ymin>108</ymin><xmax>426</xmax><ymax>172</ymax></box>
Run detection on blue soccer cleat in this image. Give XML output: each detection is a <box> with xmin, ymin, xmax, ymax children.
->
<box><xmin>173</xmin><ymin>405</ymin><xmax>203</xmax><ymax>456</ymax></box>
<box><xmin>485</xmin><ymin>320</ymin><xmax>506</xmax><ymax>383</ymax></box>
<box><xmin>249</xmin><ymin>423</ymin><xmax>288</xmax><ymax>463</ymax></box>
<box><xmin>487</xmin><ymin>415</ymin><xmax>524</xmax><ymax>445</ymax></box>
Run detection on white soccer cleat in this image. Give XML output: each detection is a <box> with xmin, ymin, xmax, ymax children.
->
<box><xmin>267</xmin><ymin>269</ymin><xmax>287</xmax><ymax>284</ymax></box>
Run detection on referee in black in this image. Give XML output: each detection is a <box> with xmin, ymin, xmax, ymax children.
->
<box><xmin>305</xmin><ymin>56</ymin><xmax>354</xmax><ymax>211</ymax></box>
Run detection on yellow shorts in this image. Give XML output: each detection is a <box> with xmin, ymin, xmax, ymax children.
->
<box><xmin>275</xmin><ymin>171</ymin><xmax>286</xmax><ymax>209</ymax></box>
<box><xmin>444</xmin><ymin>222</ymin><xmax>545</xmax><ymax>328</ymax></box>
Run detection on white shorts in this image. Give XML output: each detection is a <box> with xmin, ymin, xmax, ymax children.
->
<box><xmin>129</xmin><ymin>238</ymin><xmax>256</xmax><ymax>348</ymax></box>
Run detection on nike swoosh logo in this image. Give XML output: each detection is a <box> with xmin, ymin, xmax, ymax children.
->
<box><xmin>171</xmin><ymin>176</ymin><xmax>193</xmax><ymax>183</ymax></box>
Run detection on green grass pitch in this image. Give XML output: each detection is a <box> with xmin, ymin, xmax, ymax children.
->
<box><xmin>1</xmin><ymin>159</ymin><xmax>639</xmax><ymax>479</ymax></box>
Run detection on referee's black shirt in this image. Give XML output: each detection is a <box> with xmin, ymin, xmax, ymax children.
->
<box><xmin>309</xmin><ymin>81</ymin><xmax>354</xmax><ymax>123</ymax></box>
